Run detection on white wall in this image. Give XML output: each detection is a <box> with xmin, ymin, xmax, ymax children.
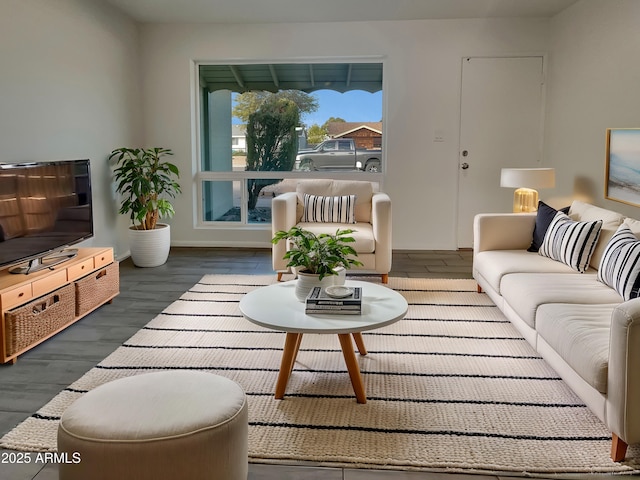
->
<box><xmin>545</xmin><ymin>0</ymin><xmax>640</xmax><ymax>216</ymax></box>
<box><xmin>139</xmin><ymin>19</ymin><xmax>549</xmax><ymax>249</ymax></box>
<box><xmin>0</xmin><ymin>0</ymin><xmax>142</xmax><ymax>260</ymax></box>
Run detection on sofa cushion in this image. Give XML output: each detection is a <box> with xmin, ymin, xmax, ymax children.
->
<box><xmin>536</xmin><ymin>303</ymin><xmax>616</xmax><ymax>394</ymax></box>
<box><xmin>569</xmin><ymin>200</ymin><xmax>624</xmax><ymax>269</ymax></box>
<box><xmin>598</xmin><ymin>224</ymin><xmax>640</xmax><ymax>300</ymax></box>
<box><xmin>622</xmin><ymin>217</ymin><xmax>640</xmax><ymax>236</ymax></box>
<box><xmin>528</xmin><ymin>201</ymin><xmax>570</xmax><ymax>253</ymax></box>
<box><xmin>500</xmin><ymin>272</ymin><xmax>622</xmax><ymax>329</ymax></box>
<box><xmin>539</xmin><ymin>212</ymin><xmax>602</xmax><ymax>273</ymax></box>
<box><xmin>296</xmin><ymin>179</ymin><xmax>373</xmax><ymax>223</ymax></box>
<box><xmin>302</xmin><ymin>194</ymin><xmax>356</xmax><ymax>224</ymax></box>
<box><xmin>474</xmin><ymin>250</ymin><xmax>577</xmax><ymax>294</ymax></box>
<box><xmin>296</xmin><ymin>222</ymin><xmax>375</xmax><ymax>253</ymax></box>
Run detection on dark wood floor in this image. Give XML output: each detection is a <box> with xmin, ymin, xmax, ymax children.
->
<box><xmin>0</xmin><ymin>247</ymin><xmax>560</xmax><ymax>480</ymax></box>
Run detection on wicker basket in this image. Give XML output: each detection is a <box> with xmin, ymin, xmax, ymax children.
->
<box><xmin>5</xmin><ymin>284</ymin><xmax>76</xmax><ymax>356</ymax></box>
<box><xmin>75</xmin><ymin>262</ymin><xmax>119</xmax><ymax>316</ymax></box>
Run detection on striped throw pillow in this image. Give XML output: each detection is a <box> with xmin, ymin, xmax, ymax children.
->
<box><xmin>597</xmin><ymin>224</ymin><xmax>640</xmax><ymax>300</ymax></box>
<box><xmin>302</xmin><ymin>194</ymin><xmax>356</xmax><ymax>224</ymax></box>
<box><xmin>539</xmin><ymin>211</ymin><xmax>602</xmax><ymax>273</ymax></box>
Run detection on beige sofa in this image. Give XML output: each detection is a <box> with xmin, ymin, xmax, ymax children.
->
<box><xmin>271</xmin><ymin>179</ymin><xmax>392</xmax><ymax>283</ymax></box>
<box><xmin>473</xmin><ymin>200</ymin><xmax>640</xmax><ymax>461</ymax></box>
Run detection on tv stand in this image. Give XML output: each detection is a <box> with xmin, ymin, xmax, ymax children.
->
<box><xmin>9</xmin><ymin>249</ymin><xmax>79</xmax><ymax>275</ymax></box>
<box><xmin>0</xmin><ymin>247</ymin><xmax>118</xmax><ymax>364</ymax></box>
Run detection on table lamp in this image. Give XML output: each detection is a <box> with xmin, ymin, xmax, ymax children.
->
<box><xmin>500</xmin><ymin>168</ymin><xmax>555</xmax><ymax>213</ymax></box>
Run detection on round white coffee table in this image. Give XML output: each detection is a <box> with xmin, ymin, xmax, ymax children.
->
<box><xmin>239</xmin><ymin>280</ymin><xmax>408</xmax><ymax>404</ymax></box>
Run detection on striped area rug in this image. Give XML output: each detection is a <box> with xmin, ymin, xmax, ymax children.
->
<box><xmin>2</xmin><ymin>275</ymin><xmax>639</xmax><ymax>475</ymax></box>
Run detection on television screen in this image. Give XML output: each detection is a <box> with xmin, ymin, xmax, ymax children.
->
<box><xmin>0</xmin><ymin>159</ymin><xmax>93</xmax><ymax>274</ymax></box>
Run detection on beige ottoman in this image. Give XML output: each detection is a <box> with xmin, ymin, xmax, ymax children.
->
<box><xmin>57</xmin><ymin>371</ymin><xmax>248</xmax><ymax>480</ymax></box>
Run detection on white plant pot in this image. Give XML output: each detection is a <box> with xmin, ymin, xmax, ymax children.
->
<box><xmin>128</xmin><ymin>223</ymin><xmax>171</xmax><ymax>267</ymax></box>
<box><xmin>295</xmin><ymin>270</ymin><xmax>336</xmax><ymax>302</ymax></box>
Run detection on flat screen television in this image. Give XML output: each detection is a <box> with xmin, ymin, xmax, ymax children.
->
<box><xmin>0</xmin><ymin>159</ymin><xmax>93</xmax><ymax>274</ymax></box>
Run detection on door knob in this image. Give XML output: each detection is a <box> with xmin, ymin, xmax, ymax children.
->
<box><xmin>461</xmin><ymin>163</ymin><xmax>469</xmax><ymax>170</ymax></box>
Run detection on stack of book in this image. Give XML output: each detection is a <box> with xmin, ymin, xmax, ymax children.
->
<box><xmin>305</xmin><ymin>286</ymin><xmax>362</xmax><ymax>315</ymax></box>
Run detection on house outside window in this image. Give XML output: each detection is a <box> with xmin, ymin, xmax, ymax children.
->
<box><xmin>231</xmin><ymin>125</ymin><xmax>247</xmax><ymax>153</ymax></box>
<box><xmin>327</xmin><ymin>122</ymin><xmax>383</xmax><ymax>150</ymax></box>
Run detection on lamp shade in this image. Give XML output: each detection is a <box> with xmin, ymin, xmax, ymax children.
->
<box><xmin>500</xmin><ymin>168</ymin><xmax>555</xmax><ymax>189</ymax></box>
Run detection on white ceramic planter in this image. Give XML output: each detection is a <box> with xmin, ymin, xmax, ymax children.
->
<box><xmin>295</xmin><ymin>270</ymin><xmax>336</xmax><ymax>302</ymax></box>
<box><xmin>128</xmin><ymin>223</ymin><xmax>171</xmax><ymax>267</ymax></box>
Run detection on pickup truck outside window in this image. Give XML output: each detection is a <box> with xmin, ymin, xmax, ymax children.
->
<box><xmin>294</xmin><ymin>138</ymin><xmax>383</xmax><ymax>173</ymax></box>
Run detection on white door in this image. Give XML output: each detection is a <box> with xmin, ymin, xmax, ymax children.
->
<box><xmin>457</xmin><ymin>56</ymin><xmax>545</xmax><ymax>248</ymax></box>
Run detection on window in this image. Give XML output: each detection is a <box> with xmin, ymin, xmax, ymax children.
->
<box><xmin>338</xmin><ymin>140</ymin><xmax>352</xmax><ymax>151</ymax></box>
<box><xmin>195</xmin><ymin>61</ymin><xmax>383</xmax><ymax>226</ymax></box>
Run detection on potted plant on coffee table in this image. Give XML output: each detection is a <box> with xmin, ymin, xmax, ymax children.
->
<box><xmin>271</xmin><ymin>226</ymin><xmax>363</xmax><ymax>301</ymax></box>
<box><xmin>109</xmin><ymin>147</ymin><xmax>181</xmax><ymax>267</ymax></box>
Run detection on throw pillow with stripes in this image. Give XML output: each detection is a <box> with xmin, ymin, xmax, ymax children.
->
<box><xmin>539</xmin><ymin>211</ymin><xmax>602</xmax><ymax>273</ymax></box>
<box><xmin>597</xmin><ymin>224</ymin><xmax>640</xmax><ymax>300</ymax></box>
<box><xmin>302</xmin><ymin>194</ymin><xmax>356</xmax><ymax>224</ymax></box>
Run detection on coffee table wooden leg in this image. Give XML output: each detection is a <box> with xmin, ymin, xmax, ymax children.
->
<box><xmin>352</xmin><ymin>332</ymin><xmax>367</xmax><ymax>355</ymax></box>
<box><xmin>290</xmin><ymin>333</ymin><xmax>303</xmax><ymax>375</ymax></box>
<box><xmin>275</xmin><ymin>332</ymin><xmax>302</xmax><ymax>399</ymax></box>
<box><xmin>338</xmin><ymin>333</ymin><xmax>367</xmax><ymax>404</ymax></box>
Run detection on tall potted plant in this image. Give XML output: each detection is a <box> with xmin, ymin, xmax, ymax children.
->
<box><xmin>272</xmin><ymin>226</ymin><xmax>363</xmax><ymax>301</ymax></box>
<box><xmin>109</xmin><ymin>147</ymin><xmax>181</xmax><ymax>267</ymax></box>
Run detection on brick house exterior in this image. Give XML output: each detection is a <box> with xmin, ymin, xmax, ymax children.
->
<box><xmin>326</xmin><ymin>122</ymin><xmax>382</xmax><ymax>150</ymax></box>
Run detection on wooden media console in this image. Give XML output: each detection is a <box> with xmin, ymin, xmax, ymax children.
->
<box><xmin>0</xmin><ymin>247</ymin><xmax>119</xmax><ymax>364</ymax></box>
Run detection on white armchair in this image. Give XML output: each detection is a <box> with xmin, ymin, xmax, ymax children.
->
<box><xmin>272</xmin><ymin>179</ymin><xmax>392</xmax><ymax>283</ymax></box>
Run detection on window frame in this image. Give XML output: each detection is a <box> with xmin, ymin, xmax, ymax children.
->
<box><xmin>191</xmin><ymin>58</ymin><xmax>386</xmax><ymax>230</ymax></box>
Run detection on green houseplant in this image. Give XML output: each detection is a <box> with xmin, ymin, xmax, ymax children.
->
<box><xmin>271</xmin><ymin>226</ymin><xmax>363</xmax><ymax>300</ymax></box>
<box><xmin>109</xmin><ymin>147</ymin><xmax>181</xmax><ymax>267</ymax></box>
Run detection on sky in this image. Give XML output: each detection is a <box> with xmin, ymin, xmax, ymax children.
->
<box><xmin>302</xmin><ymin>90</ymin><xmax>383</xmax><ymax>126</ymax></box>
<box><xmin>232</xmin><ymin>89</ymin><xmax>383</xmax><ymax>127</ymax></box>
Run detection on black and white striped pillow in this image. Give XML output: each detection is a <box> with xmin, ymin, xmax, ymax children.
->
<box><xmin>302</xmin><ymin>194</ymin><xmax>356</xmax><ymax>224</ymax></box>
<box><xmin>598</xmin><ymin>224</ymin><xmax>640</xmax><ymax>300</ymax></box>
<box><xmin>539</xmin><ymin>211</ymin><xmax>602</xmax><ymax>273</ymax></box>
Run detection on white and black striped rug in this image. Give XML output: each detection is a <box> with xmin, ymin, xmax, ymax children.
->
<box><xmin>2</xmin><ymin>275</ymin><xmax>639</xmax><ymax>475</ymax></box>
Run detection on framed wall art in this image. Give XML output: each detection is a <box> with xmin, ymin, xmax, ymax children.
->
<box><xmin>605</xmin><ymin>128</ymin><xmax>640</xmax><ymax>207</ymax></box>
